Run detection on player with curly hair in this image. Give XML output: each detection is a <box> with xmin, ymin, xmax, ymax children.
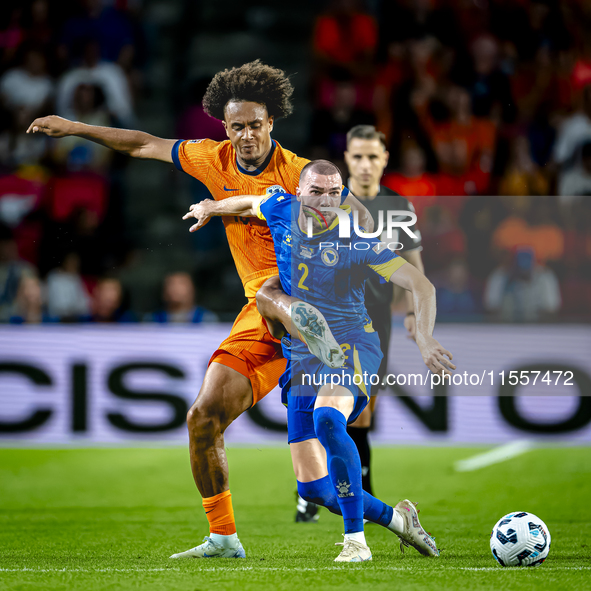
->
<box><xmin>203</xmin><ymin>60</ymin><xmax>294</xmax><ymax>120</ymax></box>
<box><xmin>27</xmin><ymin>61</ymin><xmax>373</xmax><ymax>559</ymax></box>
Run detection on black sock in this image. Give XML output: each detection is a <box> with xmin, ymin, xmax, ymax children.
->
<box><xmin>346</xmin><ymin>425</ymin><xmax>373</xmax><ymax>496</ymax></box>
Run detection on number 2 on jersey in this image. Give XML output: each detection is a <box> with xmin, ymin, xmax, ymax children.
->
<box><xmin>297</xmin><ymin>263</ymin><xmax>310</xmax><ymax>291</ymax></box>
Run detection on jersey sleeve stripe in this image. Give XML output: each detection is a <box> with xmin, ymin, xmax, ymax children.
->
<box><xmin>340</xmin><ymin>185</ymin><xmax>350</xmax><ymax>203</ymax></box>
<box><xmin>255</xmin><ymin>199</ymin><xmax>266</xmax><ymax>221</ymax></box>
<box><xmin>368</xmin><ymin>257</ymin><xmax>406</xmax><ymax>281</ymax></box>
<box><xmin>171</xmin><ymin>139</ymin><xmax>185</xmax><ymax>172</ymax></box>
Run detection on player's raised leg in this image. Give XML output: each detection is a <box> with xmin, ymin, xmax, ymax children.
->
<box><xmin>257</xmin><ymin>277</ymin><xmax>345</xmax><ymax>369</ymax></box>
<box><xmin>170</xmin><ymin>363</ymin><xmax>251</xmax><ymax>559</ymax></box>
<box><xmin>257</xmin><ymin>277</ymin><xmax>344</xmax><ymax>521</ymax></box>
<box><xmin>255</xmin><ymin>276</ymin><xmax>294</xmax><ymax>340</ymax></box>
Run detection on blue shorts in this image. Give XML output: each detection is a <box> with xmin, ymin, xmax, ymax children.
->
<box><xmin>280</xmin><ymin>330</ymin><xmax>382</xmax><ymax>444</ymax></box>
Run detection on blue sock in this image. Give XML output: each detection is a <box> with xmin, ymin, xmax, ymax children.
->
<box><xmin>313</xmin><ymin>406</ymin><xmax>364</xmax><ymax>534</ymax></box>
<box><xmin>363</xmin><ymin>491</ymin><xmax>394</xmax><ymax>527</ymax></box>
<box><xmin>298</xmin><ymin>476</ymin><xmax>341</xmax><ymax>514</ymax></box>
<box><xmin>298</xmin><ymin>476</ymin><xmax>394</xmax><ymax>526</ymax></box>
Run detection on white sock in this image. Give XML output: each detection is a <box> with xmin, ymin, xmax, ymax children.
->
<box><xmin>387</xmin><ymin>510</ymin><xmax>404</xmax><ymax>534</ymax></box>
<box><xmin>210</xmin><ymin>532</ymin><xmax>238</xmax><ymax>548</ymax></box>
<box><xmin>344</xmin><ymin>531</ymin><xmax>367</xmax><ymax>546</ymax></box>
<box><xmin>297</xmin><ymin>494</ymin><xmax>308</xmax><ymax>512</ymax></box>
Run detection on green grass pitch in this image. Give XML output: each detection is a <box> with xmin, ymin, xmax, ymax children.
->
<box><xmin>1</xmin><ymin>445</ymin><xmax>590</xmax><ymax>590</ymax></box>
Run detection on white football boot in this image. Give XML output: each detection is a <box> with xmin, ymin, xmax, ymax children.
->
<box><xmin>334</xmin><ymin>538</ymin><xmax>372</xmax><ymax>563</ymax></box>
<box><xmin>394</xmin><ymin>500</ymin><xmax>439</xmax><ymax>557</ymax></box>
<box><xmin>291</xmin><ymin>301</ymin><xmax>345</xmax><ymax>369</ymax></box>
<box><xmin>170</xmin><ymin>536</ymin><xmax>246</xmax><ymax>559</ymax></box>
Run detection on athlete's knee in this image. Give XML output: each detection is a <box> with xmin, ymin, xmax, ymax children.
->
<box><xmin>255</xmin><ymin>281</ymin><xmax>277</xmax><ymax>317</ymax></box>
<box><xmin>186</xmin><ymin>399</ymin><xmax>221</xmax><ymax>440</ymax></box>
<box><xmin>313</xmin><ymin>406</ymin><xmax>345</xmax><ymax>431</ymax></box>
<box><xmin>255</xmin><ymin>289</ymin><xmax>270</xmax><ymax>317</ymax></box>
<box><xmin>187</xmin><ymin>364</ymin><xmax>252</xmax><ymax>440</ymax></box>
<box><xmin>313</xmin><ymin>406</ymin><xmax>347</xmax><ymax>448</ymax></box>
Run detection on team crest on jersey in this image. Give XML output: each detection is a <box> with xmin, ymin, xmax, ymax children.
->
<box><xmin>188</xmin><ymin>139</ymin><xmax>205</xmax><ymax>144</ymax></box>
<box><xmin>321</xmin><ymin>248</ymin><xmax>339</xmax><ymax>267</ymax></box>
<box><xmin>266</xmin><ymin>184</ymin><xmax>286</xmax><ymax>196</ymax></box>
<box><xmin>283</xmin><ymin>233</ymin><xmax>292</xmax><ymax>247</ymax></box>
<box><xmin>300</xmin><ymin>246</ymin><xmax>314</xmax><ymax>259</ymax></box>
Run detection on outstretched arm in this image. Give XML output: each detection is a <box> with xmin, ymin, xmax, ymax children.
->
<box><xmin>27</xmin><ymin>115</ymin><xmax>175</xmax><ymax>162</ymax></box>
<box><xmin>182</xmin><ymin>195</ymin><xmax>264</xmax><ymax>232</ymax></box>
<box><xmin>389</xmin><ymin>262</ymin><xmax>456</xmax><ymax>375</ymax></box>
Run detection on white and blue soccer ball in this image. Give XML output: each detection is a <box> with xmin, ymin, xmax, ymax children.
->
<box><xmin>490</xmin><ymin>512</ymin><xmax>551</xmax><ymax>567</ymax></box>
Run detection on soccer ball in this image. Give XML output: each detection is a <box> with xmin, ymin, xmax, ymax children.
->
<box><xmin>490</xmin><ymin>512</ymin><xmax>551</xmax><ymax>567</ymax></box>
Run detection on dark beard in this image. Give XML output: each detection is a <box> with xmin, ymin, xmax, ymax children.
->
<box><xmin>238</xmin><ymin>147</ymin><xmax>266</xmax><ymax>168</ymax></box>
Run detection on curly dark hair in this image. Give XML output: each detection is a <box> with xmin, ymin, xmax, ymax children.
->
<box><xmin>202</xmin><ymin>60</ymin><xmax>294</xmax><ymax>121</ymax></box>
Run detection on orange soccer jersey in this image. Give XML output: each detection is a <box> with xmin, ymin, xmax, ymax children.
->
<box><xmin>174</xmin><ymin>139</ymin><xmax>308</xmax><ymax>296</ymax></box>
<box><xmin>172</xmin><ymin>138</ymin><xmax>309</xmax><ymax>402</ymax></box>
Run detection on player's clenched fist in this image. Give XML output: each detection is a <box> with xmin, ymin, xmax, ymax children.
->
<box><xmin>416</xmin><ymin>335</ymin><xmax>456</xmax><ymax>376</ymax></box>
<box><xmin>27</xmin><ymin>115</ymin><xmax>75</xmax><ymax>137</ymax></box>
<box><xmin>182</xmin><ymin>200</ymin><xmax>214</xmax><ymax>232</ymax></box>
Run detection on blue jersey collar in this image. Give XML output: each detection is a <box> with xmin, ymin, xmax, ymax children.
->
<box><xmin>236</xmin><ymin>140</ymin><xmax>276</xmax><ymax>176</ymax></box>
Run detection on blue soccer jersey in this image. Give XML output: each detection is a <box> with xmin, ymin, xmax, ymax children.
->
<box><xmin>255</xmin><ymin>192</ymin><xmax>407</xmax><ymax>443</ymax></box>
<box><xmin>255</xmin><ymin>193</ymin><xmax>406</xmax><ymax>340</ymax></box>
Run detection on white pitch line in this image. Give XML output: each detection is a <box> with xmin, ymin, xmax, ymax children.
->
<box><xmin>1</xmin><ymin>566</ymin><xmax>589</xmax><ymax>573</ymax></box>
<box><xmin>454</xmin><ymin>440</ymin><xmax>535</xmax><ymax>472</ymax></box>
<box><xmin>0</xmin><ymin>568</ymin><xmax>181</xmax><ymax>573</ymax></box>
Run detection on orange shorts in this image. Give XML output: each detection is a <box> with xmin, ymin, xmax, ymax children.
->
<box><xmin>209</xmin><ymin>285</ymin><xmax>286</xmax><ymax>405</ymax></box>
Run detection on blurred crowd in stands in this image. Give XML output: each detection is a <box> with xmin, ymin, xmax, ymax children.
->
<box><xmin>0</xmin><ymin>0</ymin><xmax>590</xmax><ymax>323</ymax></box>
<box><xmin>310</xmin><ymin>0</ymin><xmax>591</xmax><ymax>197</ymax></box>
<box><xmin>404</xmin><ymin>194</ymin><xmax>591</xmax><ymax>322</ymax></box>
<box><xmin>0</xmin><ymin>0</ymin><xmax>154</xmax><ymax>323</ymax></box>
<box><xmin>309</xmin><ymin>0</ymin><xmax>591</xmax><ymax>322</ymax></box>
